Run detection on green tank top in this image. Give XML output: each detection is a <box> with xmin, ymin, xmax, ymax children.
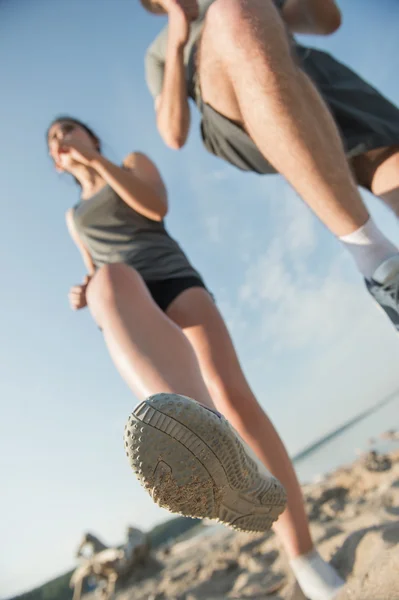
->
<box><xmin>72</xmin><ymin>184</ymin><xmax>203</xmax><ymax>282</ymax></box>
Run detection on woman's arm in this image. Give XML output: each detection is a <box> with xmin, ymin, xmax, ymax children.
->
<box><xmin>65</xmin><ymin>209</ymin><xmax>96</xmax><ymax>276</ymax></box>
<box><xmin>90</xmin><ymin>152</ymin><xmax>168</xmax><ymax>222</ymax></box>
<box><xmin>281</xmin><ymin>0</ymin><xmax>342</xmax><ymax>35</ymax></box>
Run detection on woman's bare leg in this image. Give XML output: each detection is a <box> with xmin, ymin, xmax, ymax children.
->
<box><xmin>86</xmin><ymin>263</ymin><xmax>214</xmax><ymax>407</ymax></box>
<box><xmin>166</xmin><ymin>287</ymin><xmax>312</xmax><ymax>559</ymax></box>
<box><xmin>93</xmin><ymin>266</ymin><xmax>286</xmax><ymax>534</ymax></box>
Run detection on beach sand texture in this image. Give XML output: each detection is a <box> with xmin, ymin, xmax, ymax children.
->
<box><xmin>84</xmin><ymin>448</ymin><xmax>399</xmax><ymax>600</ymax></box>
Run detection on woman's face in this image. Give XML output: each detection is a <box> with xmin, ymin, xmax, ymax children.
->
<box><xmin>47</xmin><ymin>120</ymin><xmax>97</xmax><ymax>172</ymax></box>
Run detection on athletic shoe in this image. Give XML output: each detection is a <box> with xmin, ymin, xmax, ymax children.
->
<box><xmin>124</xmin><ymin>393</ymin><xmax>287</xmax><ymax>533</ymax></box>
<box><xmin>366</xmin><ymin>255</ymin><xmax>399</xmax><ymax>331</ymax></box>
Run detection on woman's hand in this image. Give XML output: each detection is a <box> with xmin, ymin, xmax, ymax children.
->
<box><xmin>68</xmin><ymin>275</ymin><xmax>91</xmax><ymax>311</ymax></box>
<box><xmin>59</xmin><ymin>134</ymin><xmax>100</xmax><ymax>168</ymax></box>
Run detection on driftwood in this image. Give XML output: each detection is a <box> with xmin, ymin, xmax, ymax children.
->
<box><xmin>70</xmin><ymin>527</ymin><xmax>150</xmax><ymax>600</ymax></box>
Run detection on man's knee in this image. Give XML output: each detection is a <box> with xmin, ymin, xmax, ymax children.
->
<box><xmin>207</xmin><ymin>0</ymin><xmax>277</xmax><ymax>28</ymax></box>
<box><xmin>204</xmin><ymin>0</ymin><xmax>293</xmax><ymax>72</ymax></box>
<box><xmin>205</xmin><ymin>0</ymin><xmax>239</xmax><ymax>29</ymax></box>
<box><xmin>201</xmin><ymin>0</ymin><xmax>237</xmax><ymax>62</ymax></box>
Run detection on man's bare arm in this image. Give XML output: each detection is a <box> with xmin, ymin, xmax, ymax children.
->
<box><xmin>156</xmin><ymin>42</ymin><xmax>191</xmax><ymax>150</ymax></box>
<box><xmin>281</xmin><ymin>0</ymin><xmax>342</xmax><ymax>35</ymax></box>
<box><xmin>154</xmin><ymin>0</ymin><xmax>195</xmax><ymax>149</ymax></box>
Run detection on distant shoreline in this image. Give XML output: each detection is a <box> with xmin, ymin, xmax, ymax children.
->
<box><xmin>293</xmin><ymin>389</ymin><xmax>399</xmax><ymax>464</ymax></box>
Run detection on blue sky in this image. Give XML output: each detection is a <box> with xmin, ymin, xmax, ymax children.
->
<box><xmin>1</xmin><ymin>0</ymin><xmax>399</xmax><ymax>596</ymax></box>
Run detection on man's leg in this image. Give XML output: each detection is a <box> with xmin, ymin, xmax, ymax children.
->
<box><xmin>167</xmin><ymin>288</ymin><xmax>345</xmax><ymax>600</ymax></box>
<box><xmin>199</xmin><ymin>0</ymin><xmax>369</xmax><ymax>236</ymax></box>
<box><xmin>198</xmin><ymin>0</ymin><xmax>399</xmax><ymax>327</ymax></box>
<box><xmin>349</xmin><ymin>148</ymin><xmax>399</xmax><ymax>331</ymax></box>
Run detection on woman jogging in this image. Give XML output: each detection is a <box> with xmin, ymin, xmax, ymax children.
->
<box><xmin>47</xmin><ymin>116</ymin><xmax>344</xmax><ymax>600</ymax></box>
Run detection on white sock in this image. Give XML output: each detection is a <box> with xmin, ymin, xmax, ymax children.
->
<box><xmin>290</xmin><ymin>549</ymin><xmax>345</xmax><ymax>600</ymax></box>
<box><xmin>339</xmin><ymin>218</ymin><xmax>398</xmax><ymax>280</ymax></box>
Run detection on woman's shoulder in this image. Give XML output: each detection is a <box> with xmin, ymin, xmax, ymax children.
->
<box><xmin>123</xmin><ymin>152</ymin><xmax>162</xmax><ymax>179</ymax></box>
<box><xmin>123</xmin><ymin>152</ymin><xmax>168</xmax><ymax>198</ymax></box>
<box><xmin>123</xmin><ymin>151</ymin><xmax>153</xmax><ymax>168</ymax></box>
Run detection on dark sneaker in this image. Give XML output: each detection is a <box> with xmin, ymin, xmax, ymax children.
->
<box><xmin>366</xmin><ymin>255</ymin><xmax>399</xmax><ymax>331</ymax></box>
<box><xmin>124</xmin><ymin>393</ymin><xmax>287</xmax><ymax>533</ymax></box>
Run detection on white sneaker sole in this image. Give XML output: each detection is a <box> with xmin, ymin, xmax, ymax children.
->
<box><xmin>124</xmin><ymin>393</ymin><xmax>287</xmax><ymax>533</ymax></box>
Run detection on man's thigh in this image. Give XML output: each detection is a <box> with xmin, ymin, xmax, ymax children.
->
<box><xmin>197</xmin><ymin>42</ymin><xmax>399</xmax><ymax>180</ymax></box>
<box><xmin>197</xmin><ymin>0</ymin><xmax>290</xmax><ymax>122</ymax></box>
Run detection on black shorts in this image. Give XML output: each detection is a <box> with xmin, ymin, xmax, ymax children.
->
<box><xmin>146</xmin><ymin>276</ymin><xmax>209</xmax><ymax>312</ymax></box>
<box><xmin>198</xmin><ymin>46</ymin><xmax>399</xmax><ymax>189</ymax></box>
<box><xmin>97</xmin><ymin>275</ymin><xmax>209</xmax><ymax>332</ymax></box>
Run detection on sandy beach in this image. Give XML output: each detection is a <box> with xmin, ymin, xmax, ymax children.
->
<box><xmin>81</xmin><ymin>447</ymin><xmax>399</xmax><ymax>600</ymax></box>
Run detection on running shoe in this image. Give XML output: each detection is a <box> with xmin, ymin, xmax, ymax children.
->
<box><xmin>124</xmin><ymin>393</ymin><xmax>287</xmax><ymax>533</ymax></box>
<box><xmin>366</xmin><ymin>255</ymin><xmax>399</xmax><ymax>331</ymax></box>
